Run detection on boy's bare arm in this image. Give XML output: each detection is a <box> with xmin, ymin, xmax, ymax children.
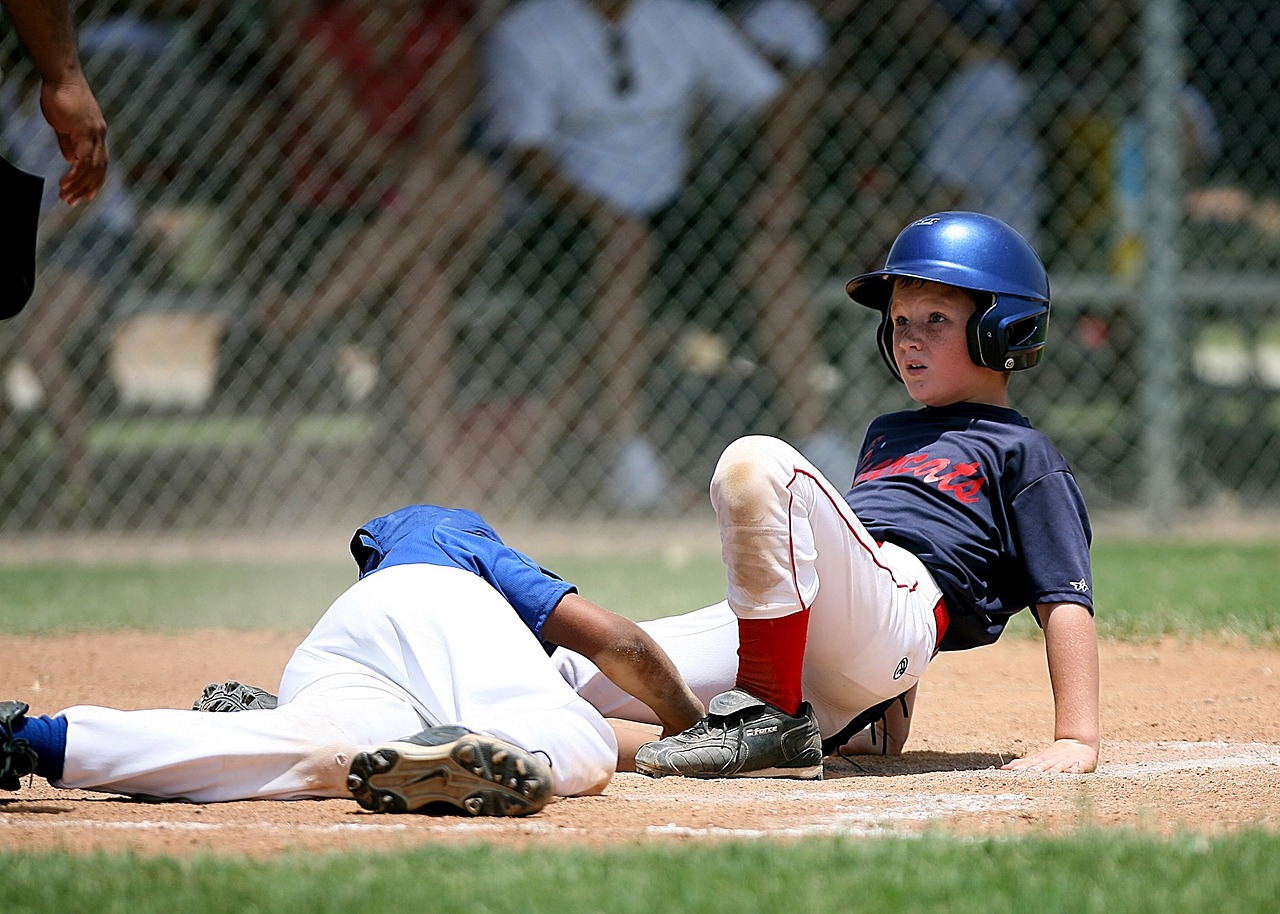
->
<box><xmin>1002</xmin><ymin>601</ymin><xmax>1100</xmax><ymax>773</ymax></box>
<box><xmin>608</xmin><ymin>719</ymin><xmax>662</xmax><ymax>772</ymax></box>
<box><xmin>542</xmin><ymin>594</ymin><xmax>705</xmax><ymax>737</ymax></box>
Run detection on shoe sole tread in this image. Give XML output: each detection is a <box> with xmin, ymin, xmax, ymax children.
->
<box><xmin>347</xmin><ymin>733</ymin><xmax>552</xmax><ymax>816</ymax></box>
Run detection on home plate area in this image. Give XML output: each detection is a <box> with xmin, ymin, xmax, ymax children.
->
<box><xmin>1</xmin><ymin>739</ymin><xmax>1276</xmax><ymax>853</ymax></box>
<box><xmin>591</xmin><ymin>740</ymin><xmax>1280</xmax><ymax>839</ymax></box>
<box><xmin>2</xmin><ymin>635</ymin><xmax>1278</xmax><ymax>852</ymax></box>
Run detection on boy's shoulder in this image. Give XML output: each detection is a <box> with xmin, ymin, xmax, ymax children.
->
<box><xmin>867</xmin><ymin>403</ymin><xmax>1070</xmax><ymax>468</ymax></box>
<box><xmin>870</xmin><ymin>402</ymin><xmax>1032</xmax><ymax>432</ymax></box>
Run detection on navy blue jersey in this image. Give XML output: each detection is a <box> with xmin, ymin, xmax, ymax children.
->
<box><xmin>847</xmin><ymin>403</ymin><xmax>1093</xmax><ymax>651</ymax></box>
<box><xmin>349</xmin><ymin>505</ymin><xmax>576</xmax><ymax>645</ymax></box>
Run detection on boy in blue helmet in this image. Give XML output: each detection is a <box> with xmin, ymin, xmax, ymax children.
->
<box><xmin>624</xmin><ymin>211</ymin><xmax>1099</xmax><ymax>779</ymax></box>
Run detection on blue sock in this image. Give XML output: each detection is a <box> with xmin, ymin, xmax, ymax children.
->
<box><xmin>11</xmin><ymin>714</ymin><xmax>67</xmax><ymax>782</ymax></box>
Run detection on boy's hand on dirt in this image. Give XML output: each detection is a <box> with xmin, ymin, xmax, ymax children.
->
<box><xmin>1001</xmin><ymin>739</ymin><xmax>1098</xmax><ymax>774</ymax></box>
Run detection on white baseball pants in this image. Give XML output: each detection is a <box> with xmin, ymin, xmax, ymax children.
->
<box><xmin>558</xmin><ymin>434</ymin><xmax>945</xmax><ymax>736</ymax></box>
<box><xmin>56</xmin><ymin>564</ymin><xmax>617</xmax><ymax>802</ymax></box>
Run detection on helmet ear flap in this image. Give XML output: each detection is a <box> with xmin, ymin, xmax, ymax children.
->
<box><xmin>877</xmin><ymin>310</ymin><xmax>901</xmax><ymax>380</ymax></box>
<box><xmin>968</xmin><ymin>293</ymin><xmax>1050</xmax><ymax>370</ymax></box>
<box><xmin>966</xmin><ymin>294</ymin><xmax>997</xmax><ymax>369</ymax></box>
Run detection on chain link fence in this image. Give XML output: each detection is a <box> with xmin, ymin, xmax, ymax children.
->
<box><xmin>2</xmin><ymin>0</ymin><xmax>1278</xmax><ymax>532</ymax></box>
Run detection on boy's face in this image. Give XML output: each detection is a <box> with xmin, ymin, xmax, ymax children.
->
<box><xmin>888</xmin><ymin>280</ymin><xmax>1010</xmax><ymax>408</ymax></box>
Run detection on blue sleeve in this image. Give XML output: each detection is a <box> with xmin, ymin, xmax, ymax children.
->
<box><xmin>349</xmin><ymin>504</ymin><xmax>575</xmax><ymax>638</ymax></box>
<box><xmin>1009</xmin><ymin>471</ymin><xmax>1094</xmax><ymax>613</ymax></box>
<box><xmin>432</xmin><ymin>527</ymin><xmax>576</xmax><ymax>637</ymax></box>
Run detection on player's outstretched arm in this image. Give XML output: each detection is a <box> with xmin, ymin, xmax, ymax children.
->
<box><xmin>1001</xmin><ymin>601</ymin><xmax>1100</xmax><ymax>773</ymax></box>
<box><xmin>543</xmin><ymin>593</ymin><xmax>705</xmax><ymax>737</ymax></box>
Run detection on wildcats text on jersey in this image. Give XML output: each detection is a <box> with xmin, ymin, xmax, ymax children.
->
<box><xmin>853</xmin><ymin>453</ymin><xmax>986</xmax><ymax>504</ymax></box>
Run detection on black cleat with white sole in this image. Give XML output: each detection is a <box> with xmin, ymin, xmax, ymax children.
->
<box><xmin>634</xmin><ymin>688</ymin><xmax>823</xmax><ymax>780</ymax></box>
<box><xmin>347</xmin><ymin>726</ymin><xmax>554</xmax><ymax>816</ymax></box>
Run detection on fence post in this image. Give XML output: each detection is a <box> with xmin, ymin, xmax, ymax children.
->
<box><xmin>1139</xmin><ymin>0</ymin><xmax>1186</xmax><ymax>525</ymax></box>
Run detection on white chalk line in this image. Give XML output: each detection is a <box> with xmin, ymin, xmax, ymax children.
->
<box><xmin>638</xmin><ymin>741</ymin><xmax>1280</xmax><ymax>838</ymax></box>
<box><xmin>1098</xmin><ymin>741</ymin><xmax>1280</xmax><ymax>778</ymax></box>
<box><xmin>0</xmin><ymin>816</ymin><xmax>575</xmax><ymax>837</ymax></box>
<box><xmin>3</xmin><ymin>742</ymin><xmax>1275</xmax><ymax>841</ymax></box>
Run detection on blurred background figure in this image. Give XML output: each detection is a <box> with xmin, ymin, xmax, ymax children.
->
<box><xmin>718</xmin><ymin>0</ymin><xmax>858</xmax><ymax>486</ymax></box>
<box><xmin>1037</xmin><ymin>0</ymin><xmax>1220</xmax><ymax>275</ymax></box>
<box><xmin>249</xmin><ymin>0</ymin><xmax>500</xmax><ymax>494</ymax></box>
<box><xmin>2</xmin><ymin>0</ymin><xmax>1278</xmax><ymax>532</ymax></box>
<box><xmin>484</xmin><ymin>0</ymin><xmax>846</xmax><ymax>509</ymax></box>
<box><xmin>917</xmin><ymin>0</ymin><xmax>1044</xmax><ymax>247</ymax></box>
<box><xmin>0</xmin><ymin>54</ymin><xmax>136</xmax><ymax>516</ymax></box>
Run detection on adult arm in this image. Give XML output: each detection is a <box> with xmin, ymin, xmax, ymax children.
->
<box><xmin>1001</xmin><ymin>601</ymin><xmax>1100</xmax><ymax>773</ymax></box>
<box><xmin>542</xmin><ymin>593</ymin><xmax>705</xmax><ymax>738</ymax></box>
<box><xmin>2</xmin><ymin>0</ymin><xmax>108</xmax><ymax>204</ymax></box>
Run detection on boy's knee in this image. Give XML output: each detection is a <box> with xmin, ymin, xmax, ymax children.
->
<box><xmin>712</xmin><ymin>436</ymin><xmax>794</xmax><ymax>520</ymax></box>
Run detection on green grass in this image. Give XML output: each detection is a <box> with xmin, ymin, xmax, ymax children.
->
<box><xmin>0</xmin><ymin>540</ymin><xmax>1276</xmax><ymax>642</ymax></box>
<box><xmin>7</xmin><ymin>415</ymin><xmax>381</xmax><ymax>457</ymax></box>
<box><xmin>1092</xmin><ymin>541</ymin><xmax>1280</xmax><ymax>642</ymax></box>
<box><xmin>5</xmin><ymin>832</ymin><xmax>1280</xmax><ymax>914</ymax></box>
<box><xmin>0</xmin><ymin>550</ymin><xmax>728</xmax><ymax>633</ymax></box>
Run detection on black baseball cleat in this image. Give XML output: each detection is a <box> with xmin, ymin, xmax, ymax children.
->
<box><xmin>634</xmin><ymin>688</ymin><xmax>824</xmax><ymax>780</ymax></box>
<box><xmin>192</xmin><ymin>680</ymin><xmax>279</xmax><ymax>712</ymax></box>
<box><xmin>347</xmin><ymin>726</ymin><xmax>554</xmax><ymax>817</ymax></box>
<box><xmin>1</xmin><ymin>700</ymin><xmax>39</xmax><ymax>791</ymax></box>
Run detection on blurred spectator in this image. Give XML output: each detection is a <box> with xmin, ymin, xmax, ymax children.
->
<box><xmin>1036</xmin><ymin>0</ymin><xmax>1222</xmax><ymax>272</ymax></box>
<box><xmin>805</xmin><ymin>1</ymin><xmax>944</xmax><ymax>281</ymax></box>
<box><xmin>486</xmin><ymin>0</ymin><xmax>844</xmax><ymax>507</ymax></box>
<box><xmin>74</xmin><ymin>2</ymin><xmax>248</xmax><ymax>202</ymax></box>
<box><xmin>257</xmin><ymin>0</ymin><xmax>500</xmax><ymax>488</ymax></box>
<box><xmin>918</xmin><ymin>0</ymin><xmax>1044</xmax><ymax>247</ymax></box>
<box><xmin>0</xmin><ymin>59</ymin><xmax>138</xmax><ymax>506</ymax></box>
<box><xmin>720</xmin><ymin>0</ymin><xmax>857</xmax><ymax>484</ymax></box>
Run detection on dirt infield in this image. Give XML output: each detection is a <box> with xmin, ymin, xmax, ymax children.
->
<box><xmin>2</xmin><ymin>632</ymin><xmax>1278</xmax><ymax>854</ymax></box>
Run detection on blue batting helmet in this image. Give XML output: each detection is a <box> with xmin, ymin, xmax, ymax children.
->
<box><xmin>844</xmin><ymin>212</ymin><xmax>1051</xmax><ymax>380</ymax></box>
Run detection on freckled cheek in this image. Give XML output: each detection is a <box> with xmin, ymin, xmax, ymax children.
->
<box><xmin>894</xmin><ymin>324</ymin><xmax>952</xmax><ymax>348</ymax></box>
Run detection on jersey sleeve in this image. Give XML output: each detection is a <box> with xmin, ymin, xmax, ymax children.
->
<box><xmin>690</xmin><ymin>5</ymin><xmax>783</xmax><ymax>123</ymax></box>
<box><xmin>349</xmin><ymin>504</ymin><xmax>576</xmax><ymax>639</ymax></box>
<box><xmin>1009</xmin><ymin>470</ymin><xmax>1094</xmax><ymax>613</ymax></box>
<box><xmin>433</xmin><ymin>527</ymin><xmax>577</xmax><ymax>638</ymax></box>
<box><xmin>483</xmin><ymin>11</ymin><xmax>558</xmax><ymax>149</ymax></box>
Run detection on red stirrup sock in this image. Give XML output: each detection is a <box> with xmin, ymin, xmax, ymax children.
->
<box><xmin>734</xmin><ymin>609</ymin><xmax>811</xmax><ymax>716</ymax></box>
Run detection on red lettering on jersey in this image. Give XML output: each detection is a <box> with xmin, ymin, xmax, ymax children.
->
<box><xmin>913</xmin><ymin>458</ymin><xmax>951</xmax><ymax>483</ymax></box>
<box><xmin>854</xmin><ymin>454</ymin><xmax>986</xmax><ymax>504</ymax></box>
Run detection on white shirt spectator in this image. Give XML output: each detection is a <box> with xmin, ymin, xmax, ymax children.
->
<box><xmin>736</xmin><ymin>0</ymin><xmax>827</xmax><ymax>71</ymax></box>
<box><xmin>922</xmin><ymin>57</ymin><xmax>1043</xmax><ymax>246</ymax></box>
<box><xmin>485</xmin><ymin>0</ymin><xmax>783</xmax><ymax>215</ymax></box>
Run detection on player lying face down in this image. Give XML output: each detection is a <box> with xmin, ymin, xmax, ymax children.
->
<box><xmin>2</xmin><ymin>506</ymin><xmax>705</xmax><ymax>817</ymax></box>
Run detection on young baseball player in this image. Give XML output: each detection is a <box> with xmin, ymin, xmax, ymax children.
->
<box><xmin>563</xmin><ymin>211</ymin><xmax>1099</xmax><ymax>778</ymax></box>
<box><xmin>0</xmin><ymin>505</ymin><xmax>704</xmax><ymax>816</ymax></box>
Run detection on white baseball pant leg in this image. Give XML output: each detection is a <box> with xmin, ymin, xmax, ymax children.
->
<box><xmin>556</xmin><ymin>436</ymin><xmax>943</xmax><ymax>739</ymax></box>
<box><xmin>57</xmin><ymin>564</ymin><xmax>617</xmax><ymax>801</ymax></box>
<box><xmin>713</xmin><ymin>435</ymin><xmax>943</xmax><ymax>736</ymax></box>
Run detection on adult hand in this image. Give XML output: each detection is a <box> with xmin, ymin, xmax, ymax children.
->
<box><xmin>40</xmin><ymin>74</ymin><xmax>108</xmax><ymax>205</ymax></box>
